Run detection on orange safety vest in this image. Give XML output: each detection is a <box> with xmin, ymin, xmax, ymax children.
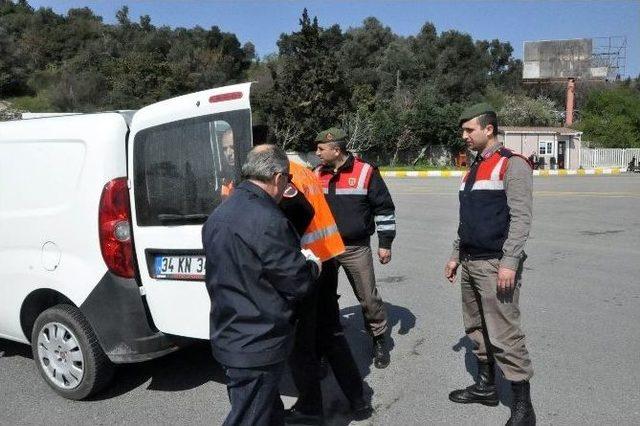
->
<box><xmin>221</xmin><ymin>180</ymin><xmax>234</xmax><ymax>199</ymax></box>
<box><xmin>289</xmin><ymin>161</ymin><xmax>345</xmax><ymax>262</ymax></box>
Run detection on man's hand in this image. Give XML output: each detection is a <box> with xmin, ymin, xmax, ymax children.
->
<box><xmin>497</xmin><ymin>267</ymin><xmax>516</xmax><ymax>293</ymax></box>
<box><xmin>301</xmin><ymin>248</ymin><xmax>322</xmax><ymax>275</ymax></box>
<box><xmin>378</xmin><ymin>248</ymin><xmax>392</xmax><ymax>264</ymax></box>
<box><xmin>445</xmin><ymin>260</ymin><xmax>459</xmax><ymax>283</ymax></box>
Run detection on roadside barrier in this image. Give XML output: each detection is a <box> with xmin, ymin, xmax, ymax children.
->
<box><xmin>380</xmin><ymin>168</ymin><xmax>625</xmax><ymax>178</ymax></box>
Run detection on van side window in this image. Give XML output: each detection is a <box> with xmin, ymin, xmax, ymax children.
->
<box><xmin>133</xmin><ymin>109</ymin><xmax>251</xmax><ymax>226</ymax></box>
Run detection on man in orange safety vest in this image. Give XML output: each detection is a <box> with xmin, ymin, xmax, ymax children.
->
<box><xmin>282</xmin><ymin>158</ymin><xmax>373</xmax><ymax>424</ymax></box>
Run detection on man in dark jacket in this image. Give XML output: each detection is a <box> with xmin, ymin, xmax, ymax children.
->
<box><xmin>314</xmin><ymin>127</ymin><xmax>397</xmax><ymax>369</ymax></box>
<box><xmin>202</xmin><ymin>145</ymin><xmax>320</xmax><ymax>426</ymax></box>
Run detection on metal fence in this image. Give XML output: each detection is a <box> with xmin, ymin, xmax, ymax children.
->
<box><xmin>580</xmin><ymin>147</ymin><xmax>640</xmax><ymax>168</ymax></box>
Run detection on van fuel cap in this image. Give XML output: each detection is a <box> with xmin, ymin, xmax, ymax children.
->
<box><xmin>42</xmin><ymin>241</ymin><xmax>61</xmax><ymax>271</ymax></box>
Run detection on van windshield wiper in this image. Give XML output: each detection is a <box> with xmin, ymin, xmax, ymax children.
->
<box><xmin>157</xmin><ymin>213</ymin><xmax>209</xmax><ymax>222</ymax></box>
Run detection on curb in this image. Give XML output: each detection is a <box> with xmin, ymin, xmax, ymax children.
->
<box><xmin>381</xmin><ymin>168</ymin><xmax>625</xmax><ymax>178</ymax></box>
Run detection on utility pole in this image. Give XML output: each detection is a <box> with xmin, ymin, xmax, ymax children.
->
<box><xmin>565</xmin><ymin>78</ymin><xmax>576</xmax><ymax>126</ymax></box>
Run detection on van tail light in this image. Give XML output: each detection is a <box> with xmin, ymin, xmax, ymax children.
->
<box><xmin>209</xmin><ymin>91</ymin><xmax>242</xmax><ymax>103</ymax></box>
<box><xmin>99</xmin><ymin>177</ymin><xmax>135</xmax><ymax>278</ymax></box>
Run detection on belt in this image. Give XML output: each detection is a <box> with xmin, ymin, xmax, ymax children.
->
<box><xmin>460</xmin><ymin>252</ymin><xmax>502</xmax><ymax>261</ymax></box>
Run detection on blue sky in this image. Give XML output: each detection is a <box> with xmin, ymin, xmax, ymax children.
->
<box><xmin>29</xmin><ymin>0</ymin><xmax>640</xmax><ymax>77</ymax></box>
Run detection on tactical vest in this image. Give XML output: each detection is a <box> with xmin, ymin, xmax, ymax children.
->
<box><xmin>458</xmin><ymin>148</ymin><xmax>527</xmax><ymax>259</ymax></box>
<box><xmin>290</xmin><ymin>161</ymin><xmax>345</xmax><ymax>262</ymax></box>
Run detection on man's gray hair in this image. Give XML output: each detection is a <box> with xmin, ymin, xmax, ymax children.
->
<box><xmin>241</xmin><ymin>144</ymin><xmax>289</xmax><ymax>182</ymax></box>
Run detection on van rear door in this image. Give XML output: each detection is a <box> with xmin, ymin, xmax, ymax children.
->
<box><xmin>128</xmin><ymin>83</ymin><xmax>252</xmax><ymax>339</ymax></box>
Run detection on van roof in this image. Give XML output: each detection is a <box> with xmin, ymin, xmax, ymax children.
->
<box><xmin>19</xmin><ymin>110</ymin><xmax>136</xmax><ymax>126</ymax></box>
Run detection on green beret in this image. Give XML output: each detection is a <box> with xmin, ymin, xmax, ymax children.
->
<box><xmin>459</xmin><ymin>103</ymin><xmax>496</xmax><ymax>126</ymax></box>
<box><xmin>315</xmin><ymin>127</ymin><xmax>347</xmax><ymax>143</ymax></box>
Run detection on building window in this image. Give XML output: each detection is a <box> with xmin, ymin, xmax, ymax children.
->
<box><xmin>539</xmin><ymin>141</ymin><xmax>553</xmax><ymax>155</ymax></box>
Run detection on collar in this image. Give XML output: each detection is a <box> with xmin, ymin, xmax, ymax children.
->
<box><xmin>480</xmin><ymin>142</ymin><xmax>502</xmax><ymax>160</ymax></box>
<box><xmin>320</xmin><ymin>153</ymin><xmax>354</xmax><ymax>174</ymax></box>
<box><xmin>238</xmin><ymin>180</ymin><xmax>277</xmax><ymax>205</ymax></box>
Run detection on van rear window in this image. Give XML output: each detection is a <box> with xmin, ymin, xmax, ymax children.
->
<box><xmin>133</xmin><ymin>109</ymin><xmax>251</xmax><ymax>226</ymax></box>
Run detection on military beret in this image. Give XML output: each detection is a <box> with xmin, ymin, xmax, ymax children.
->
<box><xmin>459</xmin><ymin>103</ymin><xmax>496</xmax><ymax>126</ymax></box>
<box><xmin>315</xmin><ymin>127</ymin><xmax>347</xmax><ymax>143</ymax></box>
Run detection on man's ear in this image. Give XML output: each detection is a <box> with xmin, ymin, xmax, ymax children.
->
<box><xmin>276</xmin><ymin>172</ymin><xmax>288</xmax><ymax>188</ymax></box>
<box><xmin>485</xmin><ymin>124</ymin><xmax>494</xmax><ymax>137</ymax></box>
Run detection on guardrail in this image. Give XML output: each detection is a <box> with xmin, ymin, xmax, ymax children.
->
<box><xmin>380</xmin><ymin>168</ymin><xmax>626</xmax><ymax>178</ymax></box>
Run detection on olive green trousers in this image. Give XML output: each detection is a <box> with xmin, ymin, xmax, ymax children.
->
<box><xmin>460</xmin><ymin>257</ymin><xmax>533</xmax><ymax>382</ymax></box>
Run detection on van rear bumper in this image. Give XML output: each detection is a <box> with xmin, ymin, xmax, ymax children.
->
<box><xmin>80</xmin><ymin>272</ymin><xmax>182</xmax><ymax>363</ymax></box>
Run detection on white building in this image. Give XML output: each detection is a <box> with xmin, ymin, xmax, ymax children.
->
<box><xmin>499</xmin><ymin>126</ymin><xmax>583</xmax><ymax>169</ymax></box>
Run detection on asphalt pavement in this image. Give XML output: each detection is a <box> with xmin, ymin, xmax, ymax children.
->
<box><xmin>1</xmin><ymin>174</ymin><xmax>639</xmax><ymax>425</ymax></box>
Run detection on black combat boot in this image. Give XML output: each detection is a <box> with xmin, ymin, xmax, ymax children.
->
<box><xmin>506</xmin><ymin>381</ymin><xmax>536</xmax><ymax>425</ymax></box>
<box><xmin>448</xmin><ymin>361</ymin><xmax>499</xmax><ymax>406</ymax></box>
<box><xmin>350</xmin><ymin>396</ymin><xmax>374</xmax><ymax>421</ymax></box>
<box><xmin>284</xmin><ymin>405</ymin><xmax>323</xmax><ymax>425</ymax></box>
<box><xmin>372</xmin><ymin>335</ymin><xmax>390</xmax><ymax>369</ymax></box>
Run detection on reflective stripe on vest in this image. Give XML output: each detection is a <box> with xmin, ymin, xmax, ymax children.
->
<box><xmin>357</xmin><ymin>163</ymin><xmax>372</xmax><ymax>188</ymax></box>
<box><xmin>459</xmin><ymin>153</ymin><xmax>508</xmax><ymax>191</ymax></box>
<box><xmin>335</xmin><ymin>188</ymin><xmax>367</xmax><ymax>195</ymax></box>
<box><xmin>300</xmin><ymin>224</ymin><xmax>339</xmax><ymax>246</ymax></box>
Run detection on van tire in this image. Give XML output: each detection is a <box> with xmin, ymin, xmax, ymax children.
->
<box><xmin>31</xmin><ymin>304</ymin><xmax>115</xmax><ymax>400</ymax></box>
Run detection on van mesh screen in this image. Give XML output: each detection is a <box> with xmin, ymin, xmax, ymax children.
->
<box><xmin>133</xmin><ymin>109</ymin><xmax>251</xmax><ymax>226</ymax></box>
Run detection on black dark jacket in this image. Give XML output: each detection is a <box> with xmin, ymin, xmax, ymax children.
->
<box><xmin>202</xmin><ymin>181</ymin><xmax>315</xmax><ymax>368</ymax></box>
<box><xmin>317</xmin><ymin>155</ymin><xmax>396</xmax><ymax>248</ymax></box>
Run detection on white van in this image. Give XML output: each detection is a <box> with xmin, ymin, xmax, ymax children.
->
<box><xmin>0</xmin><ymin>83</ymin><xmax>253</xmax><ymax>399</ymax></box>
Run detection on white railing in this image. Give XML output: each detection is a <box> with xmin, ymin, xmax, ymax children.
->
<box><xmin>580</xmin><ymin>147</ymin><xmax>640</xmax><ymax>168</ymax></box>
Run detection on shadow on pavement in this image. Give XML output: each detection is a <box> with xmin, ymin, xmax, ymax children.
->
<box><xmin>0</xmin><ymin>338</ymin><xmax>33</xmax><ymax>359</ymax></box>
<box><xmin>452</xmin><ymin>336</ymin><xmax>511</xmax><ymax>406</ymax></box>
<box><xmin>0</xmin><ymin>337</ymin><xmax>224</xmax><ymax>400</ymax></box>
<box><xmin>339</xmin><ymin>301</ymin><xmax>417</xmax><ymax>366</ymax></box>
<box><xmin>1</xmin><ymin>305</ymin><xmax>415</xmax><ymax>426</ymax></box>
<box><xmin>89</xmin><ymin>339</ymin><xmax>226</xmax><ymax>401</ymax></box>
<box><xmin>316</xmin><ymin>302</ymin><xmax>416</xmax><ymax>424</ymax></box>
<box><xmin>279</xmin><ymin>301</ymin><xmax>417</xmax><ymax>425</ymax></box>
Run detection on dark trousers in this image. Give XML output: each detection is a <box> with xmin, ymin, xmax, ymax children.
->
<box><xmin>222</xmin><ymin>362</ymin><xmax>285</xmax><ymax>426</ymax></box>
<box><xmin>290</xmin><ymin>259</ymin><xmax>364</xmax><ymax>414</ymax></box>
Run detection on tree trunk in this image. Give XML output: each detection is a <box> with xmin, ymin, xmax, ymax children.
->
<box><xmin>391</xmin><ymin>144</ymin><xmax>400</xmax><ymax>167</ymax></box>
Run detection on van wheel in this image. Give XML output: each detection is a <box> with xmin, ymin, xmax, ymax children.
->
<box><xmin>31</xmin><ymin>304</ymin><xmax>114</xmax><ymax>400</ymax></box>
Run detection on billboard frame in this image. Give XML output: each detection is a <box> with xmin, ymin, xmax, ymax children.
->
<box><xmin>522</xmin><ymin>36</ymin><xmax>627</xmax><ymax>83</ymax></box>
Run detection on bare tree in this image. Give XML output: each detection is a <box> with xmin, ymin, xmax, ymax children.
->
<box><xmin>341</xmin><ymin>109</ymin><xmax>378</xmax><ymax>154</ymax></box>
<box><xmin>272</xmin><ymin>122</ymin><xmax>304</xmax><ymax>152</ymax></box>
<box><xmin>391</xmin><ymin>128</ymin><xmax>420</xmax><ymax>166</ymax></box>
